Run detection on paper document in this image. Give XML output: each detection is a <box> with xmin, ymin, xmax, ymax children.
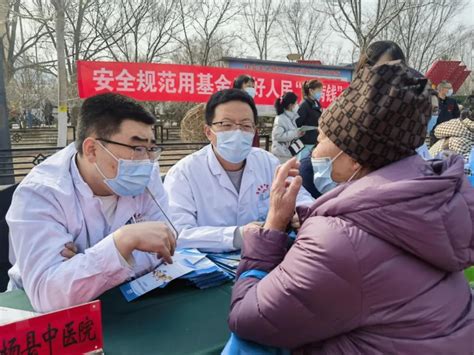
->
<box><xmin>298</xmin><ymin>126</ymin><xmax>317</xmax><ymax>132</ymax></box>
<box><xmin>120</xmin><ymin>254</ymin><xmax>194</xmax><ymax>302</ymax></box>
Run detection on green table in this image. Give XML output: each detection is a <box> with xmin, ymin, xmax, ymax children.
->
<box><xmin>0</xmin><ymin>281</ymin><xmax>232</xmax><ymax>354</ymax></box>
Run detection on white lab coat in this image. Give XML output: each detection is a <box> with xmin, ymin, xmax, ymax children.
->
<box><xmin>163</xmin><ymin>145</ymin><xmax>314</xmax><ymax>252</ymax></box>
<box><xmin>6</xmin><ymin>144</ymin><xmax>167</xmax><ymax>312</ymax></box>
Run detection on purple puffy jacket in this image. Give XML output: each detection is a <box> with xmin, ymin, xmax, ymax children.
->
<box><xmin>229</xmin><ymin>154</ymin><xmax>474</xmax><ymax>354</ymax></box>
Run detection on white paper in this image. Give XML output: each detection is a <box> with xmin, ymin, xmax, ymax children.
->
<box><xmin>175</xmin><ymin>249</ymin><xmax>207</xmax><ymax>266</ymax></box>
<box><xmin>0</xmin><ymin>306</ymin><xmax>38</xmax><ymax>325</ymax></box>
<box><xmin>298</xmin><ymin>126</ymin><xmax>318</xmax><ymax>132</ymax></box>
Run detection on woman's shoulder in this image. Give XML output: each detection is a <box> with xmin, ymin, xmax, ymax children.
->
<box><xmin>273</xmin><ymin>113</ymin><xmax>285</xmax><ymax>124</ymax></box>
<box><xmin>274</xmin><ymin>112</ymin><xmax>292</xmax><ymax>122</ymax></box>
<box><xmin>298</xmin><ymin>215</ymin><xmax>362</xmax><ymax>254</ymax></box>
<box><xmin>300</xmin><ymin>98</ymin><xmax>312</xmax><ymax>108</ymax></box>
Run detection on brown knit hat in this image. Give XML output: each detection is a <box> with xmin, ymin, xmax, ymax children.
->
<box><xmin>319</xmin><ymin>60</ymin><xmax>431</xmax><ymax>170</ymax></box>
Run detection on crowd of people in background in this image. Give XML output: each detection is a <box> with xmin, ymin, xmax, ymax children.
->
<box><xmin>270</xmin><ymin>40</ymin><xmax>473</xmax><ymax>189</ymax></box>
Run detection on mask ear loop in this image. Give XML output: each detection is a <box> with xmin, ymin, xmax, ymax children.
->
<box><xmin>347</xmin><ymin>166</ymin><xmax>362</xmax><ymax>183</ymax></box>
<box><xmin>94</xmin><ymin>140</ymin><xmax>121</xmax><ymax>193</ymax></box>
<box><xmin>321</xmin><ymin>150</ymin><xmax>344</xmax><ymax>175</ymax></box>
<box><xmin>96</xmin><ymin>140</ymin><xmax>123</xmax><ymax>161</ymax></box>
<box><xmin>331</xmin><ymin>151</ymin><xmax>344</xmax><ymax>163</ymax></box>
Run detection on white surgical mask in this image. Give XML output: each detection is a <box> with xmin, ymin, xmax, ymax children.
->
<box><xmin>244</xmin><ymin>87</ymin><xmax>256</xmax><ymax>99</ymax></box>
<box><xmin>212</xmin><ymin>129</ymin><xmax>255</xmax><ymax>163</ymax></box>
<box><xmin>291</xmin><ymin>104</ymin><xmax>300</xmax><ymax>113</ymax></box>
<box><xmin>447</xmin><ymin>89</ymin><xmax>453</xmax><ymax>97</ymax></box>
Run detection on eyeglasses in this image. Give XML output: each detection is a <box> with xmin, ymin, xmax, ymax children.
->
<box><xmin>211</xmin><ymin>120</ymin><xmax>256</xmax><ymax>133</ymax></box>
<box><xmin>96</xmin><ymin>138</ymin><xmax>162</xmax><ymax>161</ymax></box>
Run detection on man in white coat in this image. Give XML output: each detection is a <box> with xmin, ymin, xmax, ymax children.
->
<box><xmin>6</xmin><ymin>93</ymin><xmax>176</xmax><ymax>312</ymax></box>
<box><xmin>164</xmin><ymin>89</ymin><xmax>314</xmax><ymax>252</ymax></box>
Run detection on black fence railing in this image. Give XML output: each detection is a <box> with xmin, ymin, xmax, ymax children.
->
<box><xmin>1</xmin><ymin>132</ymin><xmax>271</xmax><ymax>182</ymax></box>
<box><xmin>0</xmin><ymin>143</ymin><xmax>210</xmax><ymax>181</ymax></box>
<box><xmin>9</xmin><ymin>125</ymin><xmax>271</xmax><ymax>147</ymax></box>
<box><xmin>0</xmin><ymin>147</ymin><xmax>63</xmax><ymax>184</ymax></box>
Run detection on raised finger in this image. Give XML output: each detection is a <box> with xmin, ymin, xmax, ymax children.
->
<box><xmin>287</xmin><ymin>168</ymin><xmax>300</xmax><ymax>178</ymax></box>
<box><xmin>274</xmin><ymin>159</ymin><xmax>296</xmax><ymax>186</ymax></box>
<box><xmin>287</xmin><ymin>175</ymin><xmax>303</xmax><ymax>199</ymax></box>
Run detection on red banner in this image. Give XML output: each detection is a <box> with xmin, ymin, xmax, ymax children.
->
<box><xmin>0</xmin><ymin>301</ymin><xmax>103</xmax><ymax>355</ymax></box>
<box><xmin>77</xmin><ymin>61</ymin><xmax>350</xmax><ymax>108</ymax></box>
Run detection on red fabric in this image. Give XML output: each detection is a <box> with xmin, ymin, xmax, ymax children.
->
<box><xmin>77</xmin><ymin>61</ymin><xmax>349</xmax><ymax>108</ymax></box>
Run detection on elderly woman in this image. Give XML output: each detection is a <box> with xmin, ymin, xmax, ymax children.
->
<box><xmin>228</xmin><ymin>62</ymin><xmax>474</xmax><ymax>353</ymax></box>
<box><xmin>429</xmin><ymin>111</ymin><xmax>474</xmax><ymax>162</ymax></box>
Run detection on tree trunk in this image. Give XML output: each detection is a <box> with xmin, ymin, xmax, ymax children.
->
<box><xmin>54</xmin><ymin>0</ymin><xmax>68</xmax><ymax>146</ymax></box>
<box><xmin>0</xmin><ymin>0</ymin><xmax>14</xmax><ymax>184</ymax></box>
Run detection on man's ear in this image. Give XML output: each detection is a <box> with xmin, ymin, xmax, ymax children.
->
<box><xmin>82</xmin><ymin>138</ymin><xmax>98</xmax><ymax>164</ymax></box>
<box><xmin>204</xmin><ymin>125</ymin><xmax>213</xmax><ymax>142</ymax></box>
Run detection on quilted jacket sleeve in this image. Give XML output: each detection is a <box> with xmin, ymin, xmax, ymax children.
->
<box><xmin>434</xmin><ymin>119</ymin><xmax>464</xmax><ymax>139</ymax></box>
<box><xmin>228</xmin><ymin>216</ymin><xmax>363</xmax><ymax>349</ymax></box>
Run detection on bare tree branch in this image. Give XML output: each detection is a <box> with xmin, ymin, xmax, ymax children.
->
<box><xmin>241</xmin><ymin>0</ymin><xmax>282</xmax><ymax>60</ymax></box>
<box><xmin>278</xmin><ymin>0</ymin><xmax>329</xmax><ymax>60</ymax></box>
<box><xmin>325</xmin><ymin>0</ymin><xmax>406</xmax><ymax>52</ymax></box>
<box><xmin>380</xmin><ymin>0</ymin><xmax>468</xmax><ymax>72</ymax></box>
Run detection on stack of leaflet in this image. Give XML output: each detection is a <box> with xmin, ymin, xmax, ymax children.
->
<box><xmin>206</xmin><ymin>251</ymin><xmax>241</xmax><ymax>279</ymax></box>
<box><xmin>120</xmin><ymin>250</ymin><xmax>206</xmax><ymax>301</ymax></box>
<box><xmin>120</xmin><ymin>249</ymin><xmax>236</xmax><ymax>301</ymax></box>
<box><xmin>179</xmin><ymin>249</ymin><xmax>233</xmax><ymax>289</ymax></box>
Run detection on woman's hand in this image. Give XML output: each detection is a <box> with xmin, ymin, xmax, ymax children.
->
<box><xmin>264</xmin><ymin>158</ymin><xmax>302</xmax><ymax>232</ymax></box>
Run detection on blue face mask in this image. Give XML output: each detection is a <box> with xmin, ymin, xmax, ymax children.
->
<box><xmin>213</xmin><ymin>130</ymin><xmax>255</xmax><ymax>164</ymax></box>
<box><xmin>313</xmin><ymin>91</ymin><xmax>322</xmax><ymax>101</ymax></box>
<box><xmin>312</xmin><ymin>151</ymin><xmax>360</xmax><ymax>194</ymax></box>
<box><xmin>95</xmin><ymin>143</ymin><xmax>155</xmax><ymax>196</ymax></box>
<box><xmin>311</xmin><ymin>157</ymin><xmax>338</xmax><ymax>194</ymax></box>
<box><xmin>427</xmin><ymin>115</ymin><xmax>438</xmax><ymax>134</ymax></box>
<box><xmin>244</xmin><ymin>87</ymin><xmax>256</xmax><ymax>98</ymax></box>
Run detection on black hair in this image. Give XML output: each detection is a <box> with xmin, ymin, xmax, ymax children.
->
<box><xmin>356</xmin><ymin>40</ymin><xmax>405</xmax><ymax>72</ymax></box>
<box><xmin>302</xmin><ymin>79</ymin><xmax>323</xmax><ymax>98</ymax></box>
<box><xmin>205</xmin><ymin>89</ymin><xmax>258</xmax><ymax>125</ymax></box>
<box><xmin>274</xmin><ymin>92</ymin><xmax>298</xmax><ymax>115</ymax></box>
<box><xmin>461</xmin><ymin>108</ymin><xmax>472</xmax><ymax>121</ymax></box>
<box><xmin>233</xmin><ymin>75</ymin><xmax>255</xmax><ymax>89</ymax></box>
<box><xmin>76</xmin><ymin>92</ymin><xmax>156</xmax><ymax>154</ymax></box>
